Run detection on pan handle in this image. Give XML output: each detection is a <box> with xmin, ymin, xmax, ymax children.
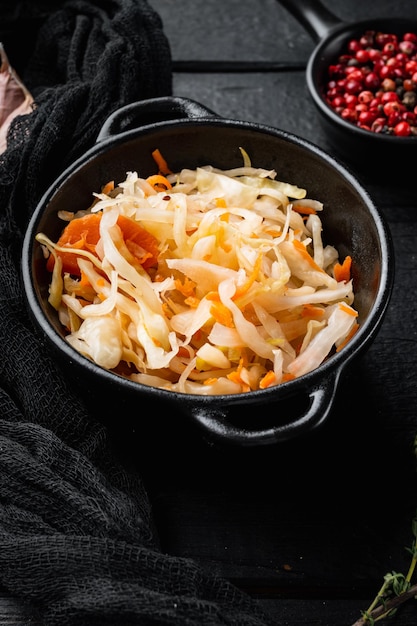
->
<box><xmin>97</xmin><ymin>97</ymin><xmax>218</xmax><ymax>142</ymax></box>
<box><xmin>186</xmin><ymin>370</ymin><xmax>341</xmax><ymax>447</ymax></box>
<box><xmin>277</xmin><ymin>0</ymin><xmax>345</xmax><ymax>42</ymax></box>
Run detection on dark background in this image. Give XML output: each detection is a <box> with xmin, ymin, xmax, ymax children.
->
<box><xmin>2</xmin><ymin>1</ymin><xmax>417</xmax><ymax>624</ymax></box>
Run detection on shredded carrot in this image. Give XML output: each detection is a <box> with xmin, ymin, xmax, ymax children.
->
<box><xmin>79</xmin><ymin>270</ymin><xmax>91</xmax><ymax>288</ymax></box>
<box><xmin>116</xmin><ymin>214</ymin><xmax>159</xmax><ymax>269</ymax></box>
<box><xmin>333</xmin><ymin>255</ymin><xmax>352</xmax><ymax>283</ymax></box>
<box><xmin>46</xmin><ymin>213</ymin><xmax>102</xmax><ymax>274</ymax></box>
<box><xmin>292</xmin><ymin>205</ymin><xmax>317</xmax><ymax>215</ymax></box>
<box><xmin>259</xmin><ymin>370</ymin><xmax>276</xmax><ymax>389</ymax></box>
<box><xmin>233</xmin><ymin>253</ymin><xmax>263</xmax><ymax>300</ymax></box>
<box><xmin>47</xmin><ymin>212</ymin><xmax>159</xmax><ymax>275</ymax></box>
<box><xmin>292</xmin><ymin>239</ymin><xmax>326</xmax><ymax>272</ymax></box>
<box><xmin>151</xmin><ymin>148</ymin><xmax>172</xmax><ymax>176</ymax></box>
<box><xmin>175</xmin><ymin>276</ymin><xmax>196</xmax><ymax>297</ymax></box>
<box><xmin>101</xmin><ymin>180</ymin><xmax>115</xmax><ymax>195</ymax></box>
<box><xmin>336</xmin><ymin>322</ymin><xmax>359</xmax><ymax>352</ymax></box>
<box><xmin>265</xmin><ymin>228</ymin><xmax>282</xmax><ymax>238</ymax></box>
<box><xmin>301</xmin><ymin>303</ymin><xmax>325</xmax><ymax>319</ymax></box>
<box><xmin>146</xmin><ymin>174</ymin><xmax>173</xmax><ymax>192</ymax></box>
<box><xmin>227</xmin><ymin>369</ymin><xmax>250</xmax><ymax>392</ymax></box>
<box><xmin>339</xmin><ymin>302</ymin><xmax>358</xmax><ymax>317</ymax></box>
<box><xmin>204</xmin><ymin>377</ymin><xmax>218</xmax><ymax>386</ymax></box>
<box><xmin>210</xmin><ymin>301</ymin><xmax>234</xmax><ymax>327</ymax></box>
<box><xmin>206</xmin><ymin>291</ymin><xmax>220</xmax><ymax>302</ymax></box>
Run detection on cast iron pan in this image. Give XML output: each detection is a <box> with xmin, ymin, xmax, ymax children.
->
<box><xmin>278</xmin><ymin>0</ymin><xmax>417</xmax><ymax>176</ymax></box>
<box><xmin>22</xmin><ymin>97</ymin><xmax>394</xmax><ymax>447</ymax></box>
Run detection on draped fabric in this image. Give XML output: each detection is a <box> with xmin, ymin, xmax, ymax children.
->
<box><xmin>0</xmin><ymin>2</ymin><xmax>275</xmax><ymax>624</ymax></box>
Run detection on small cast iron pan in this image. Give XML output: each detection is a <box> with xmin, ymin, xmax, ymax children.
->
<box><xmin>22</xmin><ymin>97</ymin><xmax>394</xmax><ymax>447</ymax></box>
<box><xmin>278</xmin><ymin>0</ymin><xmax>417</xmax><ymax>176</ymax></box>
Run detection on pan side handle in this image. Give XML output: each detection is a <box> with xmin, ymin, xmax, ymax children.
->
<box><xmin>277</xmin><ymin>0</ymin><xmax>345</xmax><ymax>42</ymax></box>
<box><xmin>96</xmin><ymin>97</ymin><xmax>218</xmax><ymax>142</ymax></box>
<box><xmin>186</xmin><ymin>370</ymin><xmax>341</xmax><ymax>447</ymax></box>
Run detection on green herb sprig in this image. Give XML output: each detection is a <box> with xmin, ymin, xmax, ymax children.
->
<box><xmin>353</xmin><ymin>435</ymin><xmax>417</xmax><ymax>625</ymax></box>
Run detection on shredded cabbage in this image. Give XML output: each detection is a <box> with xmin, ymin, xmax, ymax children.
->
<box><xmin>36</xmin><ymin>152</ymin><xmax>359</xmax><ymax>395</ymax></box>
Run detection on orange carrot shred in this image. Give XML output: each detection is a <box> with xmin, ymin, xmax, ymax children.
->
<box><xmin>336</xmin><ymin>322</ymin><xmax>359</xmax><ymax>352</ymax></box>
<box><xmin>339</xmin><ymin>302</ymin><xmax>358</xmax><ymax>317</ymax></box>
<box><xmin>333</xmin><ymin>255</ymin><xmax>352</xmax><ymax>283</ymax></box>
<box><xmin>259</xmin><ymin>370</ymin><xmax>276</xmax><ymax>389</ymax></box>
<box><xmin>210</xmin><ymin>301</ymin><xmax>234</xmax><ymax>327</ymax></box>
<box><xmin>227</xmin><ymin>369</ymin><xmax>250</xmax><ymax>392</ymax></box>
<box><xmin>175</xmin><ymin>276</ymin><xmax>196</xmax><ymax>297</ymax></box>
<box><xmin>116</xmin><ymin>214</ymin><xmax>159</xmax><ymax>269</ymax></box>
<box><xmin>48</xmin><ymin>212</ymin><xmax>159</xmax><ymax>275</ymax></box>
<box><xmin>292</xmin><ymin>205</ymin><xmax>317</xmax><ymax>215</ymax></box>
<box><xmin>233</xmin><ymin>253</ymin><xmax>263</xmax><ymax>300</ymax></box>
<box><xmin>146</xmin><ymin>174</ymin><xmax>172</xmax><ymax>192</ymax></box>
<box><xmin>101</xmin><ymin>180</ymin><xmax>115</xmax><ymax>195</ymax></box>
<box><xmin>204</xmin><ymin>377</ymin><xmax>218</xmax><ymax>386</ymax></box>
<box><xmin>301</xmin><ymin>303</ymin><xmax>325</xmax><ymax>319</ymax></box>
<box><xmin>151</xmin><ymin>148</ymin><xmax>172</xmax><ymax>175</ymax></box>
<box><xmin>46</xmin><ymin>212</ymin><xmax>102</xmax><ymax>274</ymax></box>
<box><xmin>79</xmin><ymin>271</ymin><xmax>91</xmax><ymax>288</ymax></box>
<box><xmin>292</xmin><ymin>239</ymin><xmax>325</xmax><ymax>272</ymax></box>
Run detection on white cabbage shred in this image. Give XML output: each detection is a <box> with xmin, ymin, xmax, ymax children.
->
<box><xmin>36</xmin><ymin>151</ymin><xmax>358</xmax><ymax>395</ymax></box>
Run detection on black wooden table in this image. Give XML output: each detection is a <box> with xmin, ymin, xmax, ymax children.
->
<box><xmin>2</xmin><ymin>0</ymin><xmax>417</xmax><ymax>624</ymax></box>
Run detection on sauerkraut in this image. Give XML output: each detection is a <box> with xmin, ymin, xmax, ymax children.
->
<box><xmin>36</xmin><ymin>148</ymin><xmax>359</xmax><ymax>395</ymax></box>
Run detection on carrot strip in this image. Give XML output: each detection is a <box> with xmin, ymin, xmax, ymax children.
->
<box><xmin>46</xmin><ymin>213</ymin><xmax>102</xmax><ymax>274</ymax></box>
<box><xmin>79</xmin><ymin>270</ymin><xmax>91</xmax><ymax>288</ymax></box>
<box><xmin>101</xmin><ymin>180</ymin><xmax>115</xmax><ymax>195</ymax></box>
<box><xmin>292</xmin><ymin>239</ymin><xmax>325</xmax><ymax>272</ymax></box>
<box><xmin>227</xmin><ymin>369</ymin><xmax>250</xmax><ymax>393</ymax></box>
<box><xmin>151</xmin><ymin>148</ymin><xmax>172</xmax><ymax>175</ymax></box>
<box><xmin>336</xmin><ymin>322</ymin><xmax>359</xmax><ymax>352</ymax></box>
<box><xmin>206</xmin><ymin>291</ymin><xmax>220</xmax><ymax>302</ymax></box>
<box><xmin>333</xmin><ymin>255</ymin><xmax>352</xmax><ymax>282</ymax></box>
<box><xmin>259</xmin><ymin>370</ymin><xmax>276</xmax><ymax>389</ymax></box>
<box><xmin>146</xmin><ymin>174</ymin><xmax>172</xmax><ymax>192</ymax></box>
<box><xmin>301</xmin><ymin>303</ymin><xmax>325</xmax><ymax>319</ymax></box>
<box><xmin>292</xmin><ymin>205</ymin><xmax>317</xmax><ymax>215</ymax></box>
<box><xmin>339</xmin><ymin>302</ymin><xmax>358</xmax><ymax>317</ymax></box>
<box><xmin>48</xmin><ymin>212</ymin><xmax>159</xmax><ymax>275</ymax></box>
<box><xmin>117</xmin><ymin>214</ymin><xmax>159</xmax><ymax>269</ymax></box>
<box><xmin>210</xmin><ymin>301</ymin><xmax>234</xmax><ymax>327</ymax></box>
<box><xmin>175</xmin><ymin>276</ymin><xmax>196</xmax><ymax>297</ymax></box>
<box><xmin>233</xmin><ymin>253</ymin><xmax>263</xmax><ymax>300</ymax></box>
<box><xmin>204</xmin><ymin>377</ymin><xmax>218</xmax><ymax>386</ymax></box>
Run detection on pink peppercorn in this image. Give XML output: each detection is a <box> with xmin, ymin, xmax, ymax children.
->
<box><xmin>324</xmin><ymin>29</ymin><xmax>417</xmax><ymax>136</ymax></box>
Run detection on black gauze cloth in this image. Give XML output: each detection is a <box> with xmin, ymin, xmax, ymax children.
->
<box><xmin>0</xmin><ymin>1</ymin><xmax>275</xmax><ymax>625</ymax></box>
